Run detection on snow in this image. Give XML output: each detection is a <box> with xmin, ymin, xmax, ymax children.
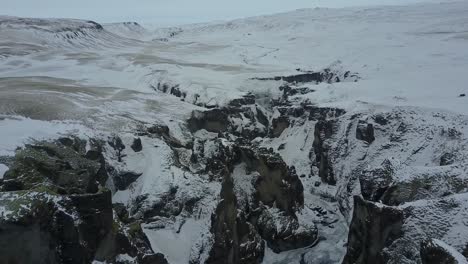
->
<box><xmin>0</xmin><ymin>116</ymin><xmax>93</xmax><ymax>156</ymax></box>
<box><xmin>115</xmin><ymin>254</ymin><xmax>136</xmax><ymax>262</ymax></box>
<box><xmin>144</xmin><ymin>218</ymin><xmax>208</xmax><ymax>264</ymax></box>
<box><xmin>232</xmin><ymin>163</ymin><xmax>257</xmax><ymax>208</ymax></box>
<box><xmin>1</xmin><ymin>1</ymin><xmax>468</xmax><ymax>263</ymax></box>
<box><xmin>4</xmin><ymin>2</ymin><xmax>468</xmax><ymax>114</ymax></box>
<box><xmin>0</xmin><ymin>164</ymin><xmax>8</xmax><ymax>179</ymax></box>
<box><xmin>108</xmin><ymin>135</ymin><xmax>220</xmax><ymax>263</ymax></box>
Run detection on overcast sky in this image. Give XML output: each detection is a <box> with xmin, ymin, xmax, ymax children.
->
<box><xmin>1</xmin><ymin>0</ymin><xmax>449</xmax><ymax>26</ymax></box>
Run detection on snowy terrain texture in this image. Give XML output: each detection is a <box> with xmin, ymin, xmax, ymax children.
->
<box><xmin>1</xmin><ymin>1</ymin><xmax>468</xmax><ymax>264</ymax></box>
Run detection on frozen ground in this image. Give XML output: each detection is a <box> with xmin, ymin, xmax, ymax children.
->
<box><xmin>1</xmin><ymin>1</ymin><xmax>468</xmax><ymax>263</ymax></box>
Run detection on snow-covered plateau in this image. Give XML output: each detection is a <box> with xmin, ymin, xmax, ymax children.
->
<box><xmin>1</xmin><ymin>1</ymin><xmax>468</xmax><ymax>264</ymax></box>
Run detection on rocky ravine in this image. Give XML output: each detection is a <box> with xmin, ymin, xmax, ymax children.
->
<box><xmin>2</xmin><ymin>5</ymin><xmax>468</xmax><ymax>264</ymax></box>
<box><xmin>2</xmin><ymin>65</ymin><xmax>467</xmax><ymax>264</ymax></box>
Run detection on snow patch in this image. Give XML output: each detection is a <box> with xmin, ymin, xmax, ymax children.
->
<box><xmin>0</xmin><ymin>116</ymin><xmax>94</xmax><ymax>156</ymax></box>
<box><xmin>0</xmin><ymin>164</ymin><xmax>8</xmax><ymax>179</ymax></box>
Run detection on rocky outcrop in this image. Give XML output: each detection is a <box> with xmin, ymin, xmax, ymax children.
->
<box><xmin>359</xmin><ymin>159</ymin><xmax>395</xmax><ymax>202</ymax></box>
<box><xmin>188</xmin><ymin>109</ymin><xmax>230</xmax><ymax>133</ymax></box>
<box><xmin>237</xmin><ymin>143</ymin><xmax>304</xmax><ymax>214</ymax></box>
<box><xmin>189</xmin><ymin>95</ymin><xmax>316</xmax><ymax>263</ymax></box>
<box><xmin>114</xmin><ymin>171</ymin><xmax>143</xmax><ymax>191</ymax></box>
<box><xmin>313</xmin><ymin>119</ymin><xmax>337</xmax><ymax>185</ymax></box>
<box><xmin>356</xmin><ymin>120</ymin><xmax>375</xmax><ymax>144</ymax></box>
<box><xmin>256</xmin><ymin>208</ymin><xmax>317</xmax><ymax>253</ymax></box>
<box><xmin>440</xmin><ymin>152</ymin><xmax>455</xmax><ymax>166</ymax></box>
<box><xmin>342</xmin><ymin>196</ymin><xmax>404</xmax><ymax>264</ymax></box>
<box><xmin>145</xmin><ymin>123</ymin><xmax>189</xmax><ymax>148</ymax></box>
<box><xmin>343</xmin><ymin>191</ymin><xmax>468</xmax><ymax>264</ymax></box>
<box><xmin>359</xmin><ymin>157</ymin><xmax>468</xmax><ymax>206</ymax></box>
<box><xmin>187</xmin><ymin>100</ymin><xmax>268</xmax><ymax>140</ymax></box>
<box><xmin>205</xmin><ymin>140</ymin><xmax>313</xmax><ymax>262</ymax></box>
<box><xmin>207</xmin><ymin>176</ymin><xmax>265</xmax><ymax>264</ymax></box>
<box><xmin>0</xmin><ymin>138</ymin><xmax>164</xmax><ymax>264</ymax></box>
<box><xmin>152</xmin><ymin>83</ymin><xmax>187</xmax><ymax>101</ymax></box>
<box><xmin>254</xmin><ymin>68</ymin><xmax>359</xmax><ymax>84</ymax></box>
<box><xmin>2</xmin><ymin>137</ymin><xmax>106</xmax><ymax>194</ymax></box>
<box><xmin>270</xmin><ymin>116</ymin><xmax>290</xmax><ymax>137</ymax></box>
<box><xmin>131</xmin><ymin>137</ymin><xmax>143</xmax><ymax>152</ymax></box>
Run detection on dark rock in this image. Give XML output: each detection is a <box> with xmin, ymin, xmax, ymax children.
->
<box><xmin>270</xmin><ymin>116</ymin><xmax>289</xmax><ymax>137</ymax></box>
<box><xmin>155</xmin><ymin>83</ymin><xmax>186</xmax><ymax>100</ymax></box>
<box><xmin>374</xmin><ymin>114</ymin><xmax>389</xmax><ymax>126</ymax></box>
<box><xmin>188</xmin><ymin>109</ymin><xmax>230</xmax><ymax>133</ymax></box>
<box><xmin>255</xmin><ymin>107</ymin><xmax>269</xmax><ymax>128</ymax></box>
<box><xmin>0</xmin><ymin>190</ymin><xmax>116</xmax><ymax>264</ymax></box>
<box><xmin>114</xmin><ymin>171</ymin><xmax>142</xmax><ymax>190</ymax></box>
<box><xmin>2</xmin><ymin>138</ymin><xmax>105</xmax><ymax>194</ymax></box>
<box><xmin>147</xmin><ymin>124</ymin><xmax>189</xmax><ymax>149</ymax></box>
<box><xmin>420</xmin><ymin>239</ymin><xmax>462</xmax><ymax>264</ymax></box>
<box><xmin>108</xmin><ymin>136</ymin><xmax>126</xmax><ymax>162</ymax></box>
<box><xmin>0</xmin><ymin>195</ymin><xmax>60</xmax><ymax>264</ymax></box>
<box><xmin>256</xmin><ymin>209</ymin><xmax>318</xmax><ymax>253</ymax></box>
<box><xmin>229</xmin><ymin>93</ymin><xmax>256</xmax><ymax>107</ymax></box>
<box><xmin>108</xmin><ymin>136</ymin><xmax>125</xmax><ymax>152</ymax></box>
<box><xmin>131</xmin><ymin>137</ymin><xmax>143</xmax><ymax>152</ymax></box>
<box><xmin>85</xmin><ymin>149</ymin><xmax>101</xmax><ymax>161</ymax></box>
<box><xmin>188</xmin><ymin>105</ymin><xmax>267</xmax><ymax>140</ymax></box>
<box><xmin>356</xmin><ymin>121</ymin><xmax>375</xmax><ymax>144</ymax></box>
<box><xmin>254</xmin><ymin>69</ymin><xmax>358</xmax><ymax>84</ymax></box>
<box><xmin>203</xmin><ymin>140</ymin><xmax>306</xmax><ymax>262</ymax></box>
<box><xmin>1</xmin><ymin>178</ymin><xmax>24</xmax><ymax>191</ymax></box>
<box><xmin>308</xmin><ymin>107</ymin><xmax>346</xmax><ymax>121</ymax></box>
<box><xmin>279</xmin><ymin>85</ymin><xmax>314</xmax><ymax>99</ymax></box>
<box><xmin>169</xmin><ymin>85</ymin><xmax>186</xmax><ymax>99</ymax></box>
<box><xmin>359</xmin><ymin>159</ymin><xmax>395</xmax><ymax>202</ymax></box>
<box><xmin>58</xmin><ymin>137</ymin><xmax>75</xmax><ymax>147</ymax></box>
<box><xmin>147</xmin><ymin>124</ymin><xmax>170</xmax><ymax>135</ymax></box>
<box><xmin>132</xmin><ymin>188</ymin><xmax>184</xmax><ymax>219</ymax></box>
<box><xmin>69</xmin><ymin>190</ymin><xmax>113</xmax><ymax>260</ymax></box>
<box><xmin>342</xmin><ymin>196</ymin><xmax>404</xmax><ymax>264</ymax></box>
<box><xmin>0</xmin><ymin>138</ymin><xmax>159</xmax><ymax>264</ymax></box>
<box><xmin>240</xmin><ymin>145</ymin><xmax>304</xmax><ymax>214</ymax></box>
<box><xmin>276</xmin><ymin>106</ymin><xmax>305</xmax><ymax>118</ymax></box>
<box><xmin>440</xmin><ymin>153</ymin><xmax>456</xmax><ymax>166</ymax></box>
<box><xmin>206</xmin><ymin>176</ymin><xmax>265</xmax><ymax>264</ymax></box>
<box><xmin>113</xmin><ymin>203</ymin><xmax>132</xmax><ymax>224</ymax></box>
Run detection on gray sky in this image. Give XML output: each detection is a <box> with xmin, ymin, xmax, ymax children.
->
<box><xmin>1</xmin><ymin>0</ymin><xmax>446</xmax><ymax>26</ymax></box>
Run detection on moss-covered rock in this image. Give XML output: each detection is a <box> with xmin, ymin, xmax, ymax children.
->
<box><xmin>2</xmin><ymin>137</ymin><xmax>107</xmax><ymax>194</ymax></box>
<box><xmin>0</xmin><ymin>137</ymin><xmax>165</xmax><ymax>264</ymax></box>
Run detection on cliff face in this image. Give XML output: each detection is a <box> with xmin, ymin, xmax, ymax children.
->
<box><xmin>0</xmin><ymin>138</ymin><xmax>166</xmax><ymax>264</ymax></box>
<box><xmin>342</xmin><ymin>196</ymin><xmax>404</xmax><ymax>264</ymax></box>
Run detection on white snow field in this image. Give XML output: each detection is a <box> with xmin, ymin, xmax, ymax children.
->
<box><xmin>1</xmin><ymin>1</ymin><xmax>468</xmax><ymax>263</ymax></box>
